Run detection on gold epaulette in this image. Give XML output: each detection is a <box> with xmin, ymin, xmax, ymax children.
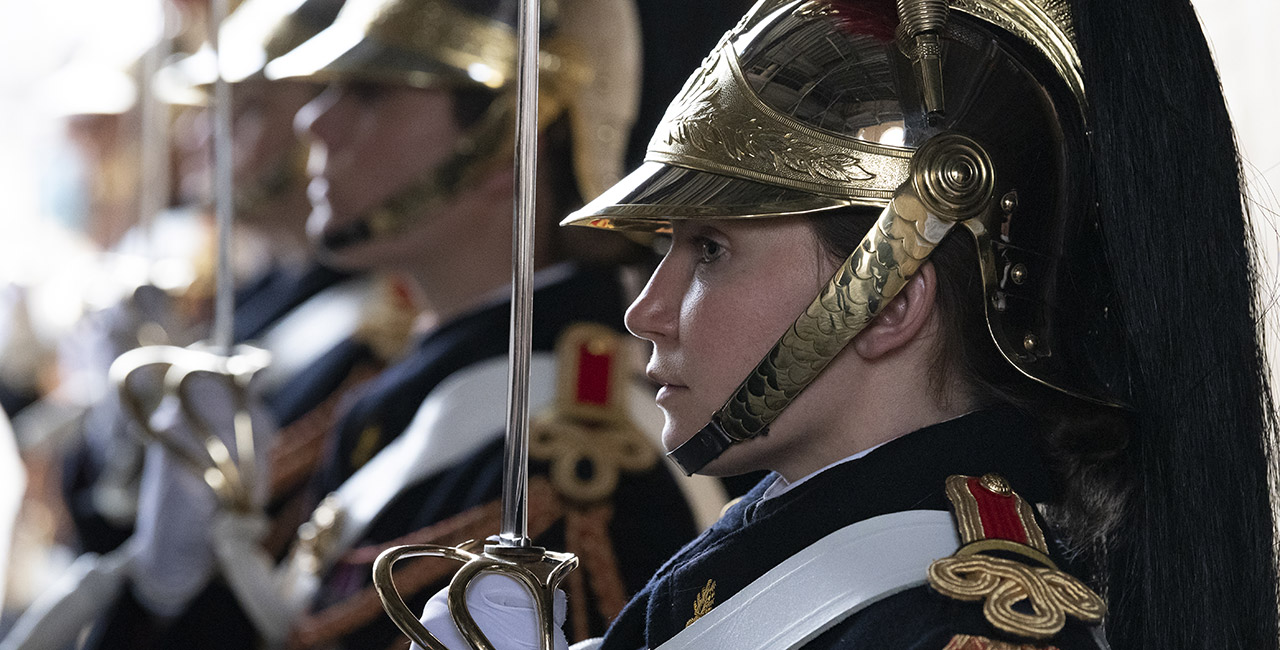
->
<box><xmin>529</xmin><ymin>323</ymin><xmax>658</xmax><ymax>504</ymax></box>
<box><xmin>927</xmin><ymin>474</ymin><xmax>1105</xmax><ymax>640</ymax></box>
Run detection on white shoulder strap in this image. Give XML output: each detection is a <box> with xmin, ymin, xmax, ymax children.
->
<box><xmin>656</xmin><ymin>509</ymin><xmax>960</xmax><ymax>650</ymax></box>
<box><xmin>329</xmin><ymin>352</ymin><xmax>557</xmax><ymax>560</ymax></box>
<box><xmin>253</xmin><ymin>275</ymin><xmax>377</xmax><ymax>394</ymax></box>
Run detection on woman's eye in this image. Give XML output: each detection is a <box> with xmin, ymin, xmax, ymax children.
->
<box><xmin>697</xmin><ymin>238</ymin><xmax>725</xmax><ymax>264</ymax></box>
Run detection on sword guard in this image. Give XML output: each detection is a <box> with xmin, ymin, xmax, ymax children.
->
<box><xmin>110</xmin><ymin>342</ymin><xmax>272</xmax><ymax>512</ymax></box>
<box><xmin>373</xmin><ymin>541</ymin><xmax>579</xmax><ymax>650</ymax></box>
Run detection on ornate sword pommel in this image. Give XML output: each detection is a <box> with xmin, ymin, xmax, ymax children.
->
<box><xmin>373</xmin><ymin>542</ymin><xmax>579</xmax><ymax>650</ymax></box>
<box><xmin>109</xmin><ymin>342</ymin><xmax>271</xmax><ymax>512</ymax></box>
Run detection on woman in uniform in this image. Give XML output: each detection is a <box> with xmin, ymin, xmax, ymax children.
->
<box><xmin>419</xmin><ymin>0</ymin><xmax>1280</xmax><ymax>648</ymax></box>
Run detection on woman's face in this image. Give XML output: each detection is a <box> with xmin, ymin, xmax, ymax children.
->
<box><xmin>625</xmin><ymin>217</ymin><xmax>838</xmax><ymax>475</ymax></box>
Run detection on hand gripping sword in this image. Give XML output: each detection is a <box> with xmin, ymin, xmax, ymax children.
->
<box><xmin>370</xmin><ymin>1</ymin><xmax>579</xmax><ymax>648</ymax></box>
<box><xmin>109</xmin><ymin>0</ymin><xmax>271</xmax><ymax>514</ymax></box>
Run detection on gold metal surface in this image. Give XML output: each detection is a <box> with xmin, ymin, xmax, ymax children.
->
<box><xmin>289</xmin><ymin>493</ymin><xmax>345</xmax><ymax>575</ymax></box>
<box><xmin>365</xmin><ymin>0</ymin><xmax>520</xmax><ymax>89</ymax></box>
<box><xmin>950</xmin><ymin>0</ymin><xmax>1085</xmax><ymax>109</ymax></box>
<box><xmin>978</xmin><ymin>473</ymin><xmax>1011</xmax><ymax>495</ymax></box>
<box><xmin>647</xmin><ymin>39</ymin><xmax>912</xmax><ymax>202</ymax></box>
<box><xmin>928</xmin><ymin>554</ymin><xmax>1105</xmax><ymax>639</ymax></box>
<box><xmin>373</xmin><ymin>543</ymin><xmax>578</xmax><ymax>650</ymax></box>
<box><xmin>711</xmin><ymin>134</ymin><xmax>993</xmax><ymax>442</ymax></box>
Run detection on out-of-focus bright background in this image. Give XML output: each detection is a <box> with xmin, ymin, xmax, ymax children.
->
<box><xmin>0</xmin><ymin>0</ymin><xmax>1274</xmax><ymax>627</ymax></box>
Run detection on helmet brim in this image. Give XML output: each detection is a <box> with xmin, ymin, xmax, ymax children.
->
<box><xmin>561</xmin><ymin>160</ymin><xmax>888</xmax><ymax>231</ymax></box>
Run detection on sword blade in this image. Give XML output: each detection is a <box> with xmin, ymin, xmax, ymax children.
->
<box><xmin>210</xmin><ymin>0</ymin><xmax>235</xmax><ymax>354</ymax></box>
<box><xmin>138</xmin><ymin>1</ymin><xmax>172</xmax><ymax>268</ymax></box>
<box><xmin>498</xmin><ymin>0</ymin><xmax>541</xmax><ymax>548</ymax></box>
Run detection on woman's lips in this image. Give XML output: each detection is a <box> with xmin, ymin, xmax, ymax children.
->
<box><xmin>655</xmin><ymin>383</ymin><xmax>688</xmax><ymax>404</ymax></box>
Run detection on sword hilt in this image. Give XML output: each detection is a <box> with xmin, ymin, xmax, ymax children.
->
<box><xmin>373</xmin><ymin>542</ymin><xmax>578</xmax><ymax>650</ymax></box>
<box><xmin>110</xmin><ymin>342</ymin><xmax>271</xmax><ymax>512</ymax></box>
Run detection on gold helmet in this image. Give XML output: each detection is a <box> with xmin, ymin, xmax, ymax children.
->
<box><xmin>566</xmin><ymin>0</ymin><xmax>1123</xmax><ymax>474</ymax></box>
<box><xmin>153</xmin><ymin>0</ymin><xmax>346</xmax><ymax>105</ymax></box>
<box><xmin>263</xmin><ymin>0</ymin><xmax>642</xmax><ymax>250</ymax></box>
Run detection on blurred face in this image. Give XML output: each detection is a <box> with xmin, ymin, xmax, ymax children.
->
<box><xmin>624</xmin><ymin>218</ymin><xmax>837</xmax><ymax>474</ymax></box>
<box><xmin>229</xmin><ymin>79</ymin><xmax>317</xmax><ymax>225</ymax></box>
<box><xmin>296</xmin><ymin>82</ymin><xmax>467</xmax><ymax>270</ymax></box>
<box><xmin>175</xmin><ymin>79</ymin><xmax>317</xmax><ymax>228</ymax></box>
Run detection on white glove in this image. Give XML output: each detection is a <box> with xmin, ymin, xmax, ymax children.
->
<box><xmin>129</xmin><ymin>416</ymin><xmax>218</xmax><ymax>617</ymax></box>
<box><xmin>416</xmin><ymin>573</ymin><xmax>569</xmax><ymax>650</ymax></box>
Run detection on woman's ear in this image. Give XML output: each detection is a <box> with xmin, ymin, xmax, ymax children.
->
<box><xmin>852</xmin><ymin>262</ymin><xmax>938</xmax><ymax>360</ymax></box>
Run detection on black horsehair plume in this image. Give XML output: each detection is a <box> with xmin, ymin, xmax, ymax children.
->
<box><xmin>1074</xmin><ymin>0</ymin><xmax>1279</xmax><ymax>648</ymax></box>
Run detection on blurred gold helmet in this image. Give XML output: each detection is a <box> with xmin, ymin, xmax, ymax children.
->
<box><xmin>263</xmin><ymin>0</ymin><xmax>643</xmax><ymax>249</ymax></box>
<box><xmin>565</xmin><ymin>0</ymin><xmax>1124</xmax><ymax>474</ymax></box>
<box><xmin>154</xmin><ymin>0</ymin><xmax>346</xmax><ymax>105</ymax></box>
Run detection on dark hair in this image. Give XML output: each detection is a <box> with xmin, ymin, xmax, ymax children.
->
<box><xmin>811</xmin><ymin>0</ymin><xmax>1280</xmax><ymax>645</ymax></box>
<box><xmin>1072</xmin><ymin>0</ymin><xmax>1278</xmax><ymax>647</ymax></box>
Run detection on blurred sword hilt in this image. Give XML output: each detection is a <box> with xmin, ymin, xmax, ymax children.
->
<box><xmin>109</xmin><ymin>343</ymin><xmax>270</xmax><ymax>512</ymax></box>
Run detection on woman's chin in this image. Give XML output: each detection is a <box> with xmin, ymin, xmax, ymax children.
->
<box><xmin>660</xmin><ymin>423</ymin><xmax>693</xmax><ymax>456</ymax></box>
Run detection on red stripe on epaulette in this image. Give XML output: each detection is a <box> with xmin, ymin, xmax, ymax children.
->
<box><xmin>967</xmin><ymin>477</ymin><xmax>1030</xmax><ymax>545</ymax></box>
<box><xmin>943</xmin><ymin>474</ymin><xmax>1049</xmax><ymax>555</ymax></box>
<box><xmin>576</xmin><ymin>342</ymin><xmax>612</xmax><ymax>406</ymax></box>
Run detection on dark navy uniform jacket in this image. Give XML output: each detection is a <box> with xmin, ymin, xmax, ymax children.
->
<box><xmin>599</xmin><ymin>408</ymin><xmax>1107</xmax><ymax>650</ymax></box>
<box><xmin>90</xmin><ymin>264</ymin><xmax>700</xmax><ymax>650</ymax></box>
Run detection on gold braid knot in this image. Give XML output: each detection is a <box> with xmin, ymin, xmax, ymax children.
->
<box><xmin>927</xmin><ymin>555</ymin><xmax>1105</xmax><ymax>639</ymax></box>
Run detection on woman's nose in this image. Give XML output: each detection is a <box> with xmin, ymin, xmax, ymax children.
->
<box><xmin>294</xmin><ymin>85</ymin><xmax>344</xmax><ymax>147</ymax></box>
<box><xmin>625</xmin><ymin>256</ymin><xmax>680</xmax><ymax>344</ymax></box>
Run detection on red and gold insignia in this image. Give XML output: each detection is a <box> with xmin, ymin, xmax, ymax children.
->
<box><xmin>928</xmin><ymin>474</ymin><xmax>1105</xmax><ymax>640</ymax></box>
<box><xmin>942</xmin><ymin>633</ymin><xmax>1061</xmax><ymax>650</ymax></box>
<box><xmin>529</xmin><ymin>323</ymin><xmax>658</xmax><ymax>503</ymax></box>
<box><xmin>944</xmin><ymin>474</ymin><xmax>1052</xmax><ymax>565</ymax></box>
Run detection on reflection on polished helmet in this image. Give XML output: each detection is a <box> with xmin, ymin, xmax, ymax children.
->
<box><xmin>154</xmin><ymin>0</ymin><xmax>347</xmax><ymax>105</ymax></box>
<box><xmin>264</xmin><ymin>0</ymin><xmax>643</xmax><ymax>250</ymax></box>
<box><xmin>566</xmin><ymin>0</ymin><xmax>1128</xmax><ymax>474</ymax></box>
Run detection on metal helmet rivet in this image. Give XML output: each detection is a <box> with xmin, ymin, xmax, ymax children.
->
<box><xmin>1011</xmin><ymin>264</ymin><xmax>1028</xmax><ymax>285</ymax></box>
<box><xmin>1001</xmin><ymin>191</ymin><xmax>1019</xmax><ymax>214</ymax></box>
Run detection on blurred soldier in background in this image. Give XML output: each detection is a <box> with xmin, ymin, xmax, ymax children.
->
<box><xmin>0</xmin><ymin>0</ymin><xmax>419</xmax><ymax>647</ymax></box>
<box><xmin>66</xmin><ymin>0</ymin><xmax>749</xmax><ymax>647</ymax></box>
